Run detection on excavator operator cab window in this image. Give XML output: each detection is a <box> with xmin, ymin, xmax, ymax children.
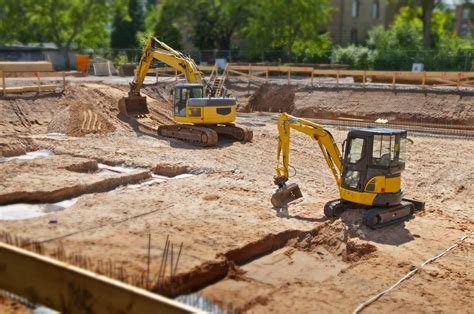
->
<box><xmin>174</xmin><ymin>88</ymin><xmax>186</xmax><ymax>116</ymax></box>
<box><xmin>371</xmin><ymin>133</ymin><xmax>406</xmax><ymax>169</ymax></box>
<box><xmin>189</xmin><ymin>87</ymin><xmax>203</xmax><ymax>98</ymax></box>
<box><xmin>347</xmin><ymin>137</ymin><xmax>365</xmax><ymax>164</ymax></box>
<box><xmin>174</xmin><ymin>86</ymin><xmax>205</xmax><ymax>117</ymax></box>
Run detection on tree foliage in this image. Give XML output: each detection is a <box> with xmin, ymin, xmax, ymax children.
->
<box><xmin>171</xmin><ymin>0</ymin><xmax>251</xmax><ymax>50</ymax></box>
<box><xmin>111</xmin><ymin>0</ymin><xmax>146</xmax><ymax>49</ymax></box>
<box><xmin>0</xmin><ymin>0</ymin><xmax>125</xmax><ymax>68</ymax></box>
<box><xmin>242</xmin><ymin>0</ymin><xmax>333</xmax><ymax>58</ymax></box>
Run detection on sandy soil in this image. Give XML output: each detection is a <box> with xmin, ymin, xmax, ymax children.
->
<box><xmin>0</xmin><ymin>80</ymin><xmax>472</xmax><ymax>313</ymax></box>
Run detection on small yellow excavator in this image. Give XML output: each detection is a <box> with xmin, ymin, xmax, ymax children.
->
<box><xmin>271</xmin><ymin>113</ymin><xmax>424</xmax><ymax>229</ymax></box>
<box><xmin>119</xmin><ymin>36</ymin><xmax>252</xmax><ymax>146</ymax></box>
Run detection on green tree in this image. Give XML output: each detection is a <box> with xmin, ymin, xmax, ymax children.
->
<box><xmin>140</xmin><ymin>0</ymin><xmax>183</xmax><ymax>50</ymax></box>
<box><xmin>0</xmin><ymin>0</ymin><xmax>125</xmax><ymax>69</ymax></box>
<box><xmin>174</xmin><ymin>0</ymin><xmax>251</xmax><ymax>50</ymax></box>
<box><xmin>111</xmin><ymin>0</ymin><xmax>146</xmax><ymax>49</ymax></box>
<box><xmin>243</xmin><ymin>0</ymin><xmax>333</xmax><ymax>59</ymax></box>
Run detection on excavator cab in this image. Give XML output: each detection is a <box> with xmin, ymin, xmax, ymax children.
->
<box><xmin>173</xmin><ymin>84</ymin><xmax>204</xmax><ymax>117</ymax></box>
<box><xmin>340</xmin><ymin>128</ymin><xmax>407</xmax><ymax>206</ymax></box>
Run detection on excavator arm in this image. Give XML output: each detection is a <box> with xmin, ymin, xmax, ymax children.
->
<box><xmin>272</xmin><ymin>112</ymin><xmax>344</xmax><ymax>207</ymax></box>
<box><xmin>119</xmin><ymin>36</ymin><xmax>204</xmax><ymax>117</ymax></box>
<box><xmin>130</xmin><ymin>37</ymin><xmax>203</xmax><ymax>96</ymax></box>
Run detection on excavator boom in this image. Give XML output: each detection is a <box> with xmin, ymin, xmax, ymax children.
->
<box><xmin>272</xmin><ymin>113</ymin><xmax>343</xmax><ymax>207</ymax></box>
<box><xmin>119</xmin><ymin>37</ymin><xmax>204</xmax><ymax>117</ymax></box>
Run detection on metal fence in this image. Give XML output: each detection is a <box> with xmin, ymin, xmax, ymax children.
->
<box><xmin>93</xmin><ymin>48</ymin><xmax>474</xmax><ymax>72</ymax></box>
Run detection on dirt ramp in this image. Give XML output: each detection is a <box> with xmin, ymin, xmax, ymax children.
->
<box><xmin>248</xmin><ymin>83</ymin><xmax>296</xmax><ymax>113</ymax></box>
<box><xmin>48</xmin><ymin>102</ymin><xmax>115</xmax><ymax>137</ymax></box>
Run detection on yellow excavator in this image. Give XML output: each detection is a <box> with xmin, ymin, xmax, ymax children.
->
<box><xmin>271</xmin><ymin>113</ymin><xmax>424</xmax><ymax>229</ymax></box>
<box><xmin>119</xmin><ymin>36</ymin><xmax>253</xmax><ymax>146</ymax></box>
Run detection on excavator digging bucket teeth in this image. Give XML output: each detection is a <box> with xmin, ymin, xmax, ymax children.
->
<box><xmin>271</xmin><ymin>183</ymin><xmax>303</xmax><ymax>208</ymax></box>
<box><xmin>118</xmin><ymin>96</ymin><xmax>149</xmax><ymax>117</ymax></box>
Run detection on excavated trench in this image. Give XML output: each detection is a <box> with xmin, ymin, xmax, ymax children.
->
<box><xmin>154</xmin><ymin>220</ymin><xmax>377</xmax><ymax>302</ymax></box>
<box><xmin>0</xmin><ymin>159</ymin><xmax>197</xmax><ymax>220</ymax></box>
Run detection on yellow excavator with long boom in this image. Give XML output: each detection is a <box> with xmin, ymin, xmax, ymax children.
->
<box><xmin>119</xmin><ymin>36</ymin><xmax>252</xmax><ymax>146</ymax></box>
<box><xmin>271</xmin><ymin>113</ymin><xmax>424</xmax><ymax>229</ymax></box>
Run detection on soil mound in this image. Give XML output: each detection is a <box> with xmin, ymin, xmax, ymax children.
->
<box><xmin>0</xmin><ymin>82</ymin><xmax>175</xmax><ymax>136</ymax></box>
<box><xmin>48</xmin><ymin>102</ymin><xmax>115</xmax><ymax>137</ymax></box>
<box><xmin>247</xmin><ymin>84</ymin><xmax>296</xmax><ymax>113</ymax></box>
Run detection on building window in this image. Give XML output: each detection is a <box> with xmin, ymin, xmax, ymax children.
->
<box><xmin>463</xmin><ymin>8</ymin><xmax>469</xmax><ymax>19</ymax></box>
<box><xmin>351</xmin><ymin>29</ymin><xmax>358</xmax><ymax>44</ymax></box>
<box><xmin>352</xmin><ymin>0</ymin><xmax>359</xmax><ymax>18</ymax></box>
<box><xmin>372</xmin><ymin>0</ymin><xmax>380</xmax><ymax>19</ymax></box>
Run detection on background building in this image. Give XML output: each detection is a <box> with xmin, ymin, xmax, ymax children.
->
<box><xmin>329</xmin><ymin>0</ymin><xmax>397</xmax><ymax>46</ymax></box>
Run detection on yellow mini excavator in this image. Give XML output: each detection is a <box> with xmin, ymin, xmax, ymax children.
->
<box><xmin>119</xmin><ymin>36</ymin><xmax>253</xmax><ymax>146</ymax></box>
<box><xmin>271</xmin><ymin>113</ymin><xmax>424</xmax><ymax>229</ymax></box>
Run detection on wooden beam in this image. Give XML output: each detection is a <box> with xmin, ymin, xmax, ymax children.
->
<box><xmin>0</xmin><ymin>242</ymin><xmax>201</xmax><ymax>314</ymax></box>
<box><xmin>2</xmin><ymin>84</ymin><xmax>58</xmax><ymax>94</ymax></box>
<box><xmin>0</xmin><ymin>61</ymin><xmax>53</xmax><ymax>72</ymax></box>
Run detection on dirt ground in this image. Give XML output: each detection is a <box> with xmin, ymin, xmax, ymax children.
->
<box><xmin>0</xmin><ymin>78</ymin><xmax>472</xmax><ymax>313</ymax></box>
<box><xmin>233</xmin><ymin>81</ymin><xmax>474</xmax><ymax>126</ymax></box>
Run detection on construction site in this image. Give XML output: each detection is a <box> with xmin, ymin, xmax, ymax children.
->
<box><xmin>0</xmin><ymin>39</ymin><xmax>473</xmax><ymax>313</ymax></box>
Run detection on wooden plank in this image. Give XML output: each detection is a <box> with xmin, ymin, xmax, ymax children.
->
<box><xmin>197</xmin><ymin>65</ymin><xmax>216</xmax><ymax>72</ymax></box>
<box><xmin>0</xmin><ymin>242</ymin><xmax>200</xmax><ymax>314</ymax></box>
<box><xmin>2</xmin><ymin>84</ymin><xmax>58</xmax><ymax>94</ymax></box>
<box><xmin>0</xmin><ymin>61</ymin><xmax>53</xmax><ymax>72</ymax></box>
<box><xmin>4</xmin><ymin>71</ymin><xmax>67</xmax><ymax>78</ymax></box>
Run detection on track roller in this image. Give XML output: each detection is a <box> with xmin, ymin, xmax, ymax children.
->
<box><xmin>362</xmin><ymin>200</ymin><xmax>416</xmax><ymax>229</ymax></box>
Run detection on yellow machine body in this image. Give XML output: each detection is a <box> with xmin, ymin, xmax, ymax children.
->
<box><xmin>272</xmin><ymin>112</ymin><xmax>406</xmax><ymax>208</ymax></box>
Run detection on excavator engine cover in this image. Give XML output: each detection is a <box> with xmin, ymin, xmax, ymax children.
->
<box><xmin>271</xmin><ymin>183</ymin><xmax>303</xmax><ymax>208</ymax></box>
<box><xmin>118</xmin><ymin>96</ymin><xmax>149</xmax><ymax>117</ymax></box>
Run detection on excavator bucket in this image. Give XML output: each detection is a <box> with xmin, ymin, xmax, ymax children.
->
<box><xmin>118</xmin><ymin>96</ymin><xmax>149</xmax><ymax>117</ymax></box>
<box><xmin>271</xmin><ymin>183</ymin><xmax>303</xmax><ymax>208</ymax></box>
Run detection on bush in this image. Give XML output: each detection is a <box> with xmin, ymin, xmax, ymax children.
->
<box><xmin>330</xmin><ymin>45</ymin><xmax>371</xmax><ymax>69</ymax></box>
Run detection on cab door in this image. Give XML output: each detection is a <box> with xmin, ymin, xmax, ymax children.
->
<box><xmin>174</xmin><ymin>87</ymin><xmax>188</xmax><ymax>117</ymax></box>
<box><xmin>341</xmin><ymin>136</ymin><xmax>368</xmax><ymax>192</ymax></box>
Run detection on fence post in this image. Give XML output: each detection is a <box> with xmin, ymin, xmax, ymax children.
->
<box><xmin>392</xmin><ymin>72</ymin><xmax>396</xmax><ymax>88</ymax></box>
<box><xmin>311</xmin><ymin>70</ymin><xmax>314</xmax><ymax>86</ymax></box>
<box><xmin>288</xmin><ymin>67</ymin><xmax>291</xmax><ymax>85</ymax></box>
<box><xmin>336</xmin><ymin>70</ymin><xmax>339</xmax><ymax>86</ymax></box>
<box><xmin>1</xmin><ymin>71</ymin><xmax>5</xmax><ymax>96</ymax></box>
<box><xmin>422</xmin><ymin>72</ymin><xmax>426</xmax><ymax>88</ymax></box>
<box><xmin>266</xmin><ymin>66</ymin><xmax>269</xmax><ymax>82</ymax></box>
<box><xmin>62</xmin><ymin>71</ymin><xmax>66</xmax><ymax>91</ymax></box>
<box><xmin>37</xmin><ymin>72</ymin><xmax>41</xmax><ymax>92</ymax></box>
<box><xmin>156</xmin><ymin>70</ymin><xmax>159</xmax><ymax>83</ymax></box>
<box><xmin>175</xmin><ymin>69</ymin><xmax>178</xmax><ymax>82</ymax></box>
<box><xmin>363</xmin><ymin>71</ymin><xmax>366</xmax><ymax>86</ymax></box>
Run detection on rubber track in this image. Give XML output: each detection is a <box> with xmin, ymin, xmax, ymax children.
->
<box><xmin>208</xmin><ymin>124</ymin><xmax>254</xmax><ymax>142</ymax></box>
<box><xmin>158</xmin><ymin>124</ymin><xmax>219</xmax><ymax>146</ymax></box>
